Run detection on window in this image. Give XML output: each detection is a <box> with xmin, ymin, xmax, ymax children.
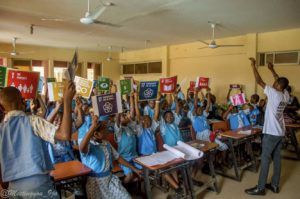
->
<box><xmin>12</xmin><ymin>59</ymin><xmax>31</xmax><ymax>71</ymax></box>
<box><xmin>32</xmin><ymin>60</ymin><xmax>44</xmax><ymax>77</ymax></box>
<box><xmin>53</xmin><ymin>61</ymin><xmax>68</xmax><ymax>82</ymax></box>
<box><xmin>122</xmin><ymin>61</ymin><xmax>162</xmax><ymax>74</ymax></box>
<box><xmin>87</xmin><ymin>62</ymin><xmax>102</xmax><ymax>80</ymax></box>
<box><xmin>258</xmin><ymin>51</ymin><xmax>300</xmax><ymax>66</ymax></box>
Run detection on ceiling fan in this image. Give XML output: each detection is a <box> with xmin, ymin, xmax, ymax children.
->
<box><xmin>80</xmin><ymin>0</ymin><xmax>120</xmax><ymax>27</ymax></box>
<box><xmin>0</xmin><ymin>37</ymin><xmax>33</xmax><ymax>56</ymax></box>
<box><xmin>199</xmin><ymin>22</ymin><xmax>244</xmax><ymax>49</ymax></box>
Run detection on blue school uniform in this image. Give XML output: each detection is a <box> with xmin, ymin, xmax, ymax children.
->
<box><xmin>160</xmin><ymin>112</ymin><xmax>183</xmax><ymax>146</ymax></box>
<box><xmin>136</xmin><ymin>121</ymin><xmax>159</xmax><ymax>155</ymax></box>
<box><xmin>191</xmin><ymin>111</ymin><xmax>210</xmax><ymax>133</ymax></box>
<box><xmin>247</xmin><ymin>106</ymin><xmax>260</xmax><ymax>125</ymax></box>
<box><xmin>144</xmin><ymin>105</ymin><xmax>155</xmax><ymax>119</ymax></box>
<box><xmin>78</xmin><ymin>115</ymin><xmax>92</xmax><ymax>140</ymax></box>
<box><xmin>177</xmin><ymin>91</ymin><xmax>185</xmax><ymax>101</ymax></box>
<box><xmin>79</xmin><ymin>140</ymin><xmax>131</xmax><ymax>199</ymax></box>
<box><xmin>114</xmin><ymin>122</ymin><xmax>141</xmax><ymax>175</ymax></box>
<box><xmin>48</xmin><ymin>141</ymin><xmax>74</xmax><ymax>164</ymax></box>
<box><xmin>228</xmin><ymin>111</ymin><xmax>250</xmax><ymax>130</ymax></box>
<box><xmin>0</xmin><ymin>111</ymin><xmax>58</xmax><ymax>197</ymax></box>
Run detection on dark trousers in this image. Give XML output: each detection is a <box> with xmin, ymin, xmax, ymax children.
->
<box><xmin>257</xmin><ymin>134</ymin><xmax>283</xmax><ymax>189</ymax></box>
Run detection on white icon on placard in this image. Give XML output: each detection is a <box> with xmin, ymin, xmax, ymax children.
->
<box><xmin>77</xmin><ymin>86</ymin><xmax>88</xmax><ymax>94</ymax></box>
<box><xmin>103</xmin><ymin>102</ymin><xmax>113</xmax><ymax>113</ymax></box>
<box><xmin>144</xmin><ymin>88</ymin><xmax>153</xmax><ymax>98</ymax></box>
<box><xmin>18</xmin><ymin>84</ymin><xmax>23</xmax><ymax>92</ymax></box>
<box><xmin>100</xmin><ymin>83</ymin><xmax>108</xmax><ymax>89</ymax></box>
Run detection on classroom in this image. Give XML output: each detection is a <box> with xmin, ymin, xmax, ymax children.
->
<box><xmin>0</xmin><ymin>0</ymin><xmax>300</xmax><ymax>199</ymax></box>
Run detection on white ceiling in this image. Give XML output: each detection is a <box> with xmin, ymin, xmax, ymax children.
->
<box><xmin>0</xmin><ymin>0</ymin><xmax>300</xmax><ymax>52</ymax></box>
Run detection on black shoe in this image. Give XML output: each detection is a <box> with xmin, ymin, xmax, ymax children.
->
<box><xmin>245</xmin><ymin>186</ymin><xmax>266</xmax><ymax>195</ymax></box>
<box><xmin>265</xmin><ymin>183</ymin><xmax>279</xmax><ymax>193</ymax></box>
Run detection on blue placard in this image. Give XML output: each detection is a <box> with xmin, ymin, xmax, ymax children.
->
<box><xmin>139</xmin><ymin>81</ymin><xmax>159</xmax><ymax>101</ymax></box>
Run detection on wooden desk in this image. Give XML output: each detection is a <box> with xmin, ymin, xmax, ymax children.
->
<box><xmin>285</xmin><ymin>123</ymin><xmax>300</xmax><ymax>160</ymax></box>
<box><xmin>50</xmin><ymin>160</ymin><xmax>91</xmax><ymax>197</ymax></box>
<box><xmin>134</xmin><ymin>155</ymin><xmax>194</xmax><ymax>199</ymax></box>
<box><xmin>218</xmin><ymin>126</ymin><xmax>262</xmax><ymax>181</ymax></box>
<box><xmin>188</xmin><ymin>140</ymin><xmax>219</xmax><ymax>194</ymax></box>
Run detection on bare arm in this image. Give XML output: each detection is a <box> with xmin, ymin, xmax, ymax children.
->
<box><xmin>193</xmin><ymin>88</ymin><xmax>199</xmax><ymax>116</ymax></box>
<box><xmin>74</xmin><ymin>97</ymin><xmax>84</xmax><ymax>129</ymax></box>
<box><xmin>47</xmin><ymin>101</ymin><xmax>62</xmax><ymax>123</ymax></box>
<box><xmin>134</xmin><ymin>92</ymin><xmax>141</xmax><ymax>123</ymax></box>
<box><xmin>79</xmin><ymin>116</ymin><xmax>99</xmax><ymax>153</ymax></box>
<box><xmin>223</xmin><ymin>105</ymin><xmax>233</xmax><ymax>120</ymax></box>
<box><xmin>174</xmin><ymin>93</ymin><xmax>180</xmax><ymax>115</ymax></box>
<box><xmin>267</xmin><ymin>62</ymin><xmax>279</xmax><ymax>80</ymax></box>
<box><xmin>55</xmin><ymin>81</ymin><xmax>76</xmax><ymax>141</ymax></box>
<box><xmin>154</xmin><ymin>93</ymin><xmax>161</xmax><ymax>121</ymax></box>
<box><xmin>205</xmin><ymin>89</ymin><xmax>211</xmax><ymax>113</ymax></box>
<box><xmin>37</xmin><ymin>94</ymin><xmax>47</xmax><ymax>118</ymax></box>
<box><xmin>129</xmin><ymin>93</ymin><xmax>135</xmax><ymax>120</ymax></box>
<box><xmin>249</xmin><ymin>57</ymin><xmax>266</xmax><ymax>89</ymax></box>
<box><xmin>117</xmin><ymin>156</ymin><xmax>142</xmax><ymax>178</ymax></box>
<box><xmin>226</xmin><ymin>88</ymin><xmax>232</xmax><ymax>102</ymax></box>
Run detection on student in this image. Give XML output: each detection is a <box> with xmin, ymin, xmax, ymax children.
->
<box><xmin>159</xmin><ymin>94</ymin><xmax>183</xmax><ymax>146</ymax></box>
<box><xmin>245</xmin><ymin>94</ymin><xmax>261</xmax><ymax>126</ymax></box>
<box><xmin>223</xmin><ymin>105</ymin><xmax>250</xmax><ymax>130</ymax></box>
<box><xmin>114</xmin><ymin>93</ymin><xmax>142</xmax><ymax>183</ymax></box>
<box><xmin>134</xmin><ymin>92</ymin><xmax>160</xmax><ymax>156</ymax></box>
<box><xmin>143</xmin><ymin>100</ymin><xmax>155</xmax><ymax>119</ymax></box>
<box><xmin>47</xmin><ymin>101</ymin><xmax>75</xmax><ymax>164</ymax></box>
<box><xmin>284</xmin><ymin>85</ymin><xmax>300</xmax><ymax>121</ymax></box>
<box><xmin>0</xmin><ymin>81</ymin><xmax>75</xmax><ymax>198</ymax></box>
<box><xmin>176</xmin><ymin>84</ymin><xmax>185</xmax><ymax>101</ymax></box>
<box><xmin>245</xmin><ymin>59</ymin><xmax>289</xmax><ymax>195</ymax></box>
<box><xmin>79</xmin><ymin>115</ymin><xmax>141</xmax><ymax>199</ymax></box>
<box><xmin>191</xmin><ymin>88</ymin><xmax>228</xmax><ymax>151</ymax></box>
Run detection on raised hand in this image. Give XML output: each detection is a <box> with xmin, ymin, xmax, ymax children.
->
<box><xmin>249</xmin><ymin>57</ymin><xmax>256</xmax><ymax>66</ymax></box>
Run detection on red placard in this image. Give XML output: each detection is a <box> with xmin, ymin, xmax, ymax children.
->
<box><xmin>189</xmin><ymin>81</ymin><xmax>196</xmax><ymax>92</ymax></box>
<box><xmin>6</xmin><ymin>69</ymin><xmax>40</xmax><ymax>99</ymax></box>
<box><xmin>195</xmin><ymin>77</ymin><xmax>209</xmax><ymax>89</ymax></box>
<box><xmin>160</xmin><ymin>76</ymin><xmax>177</xmax><ymax>93</ymax></box>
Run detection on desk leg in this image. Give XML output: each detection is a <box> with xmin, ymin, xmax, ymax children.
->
<box><xmin>208</xmin><ymin>152</ymin><xmax>219</xmax><ymax>193</ymax></box>
<box><xmin>185</xmin><ymin>165</ymin><xmax>195</xmax><ymax>199</ymax></box>
<box><xmin>290</xmin><ymin>128</ymin><xmax>300</xmax><ymax>160</ymax></box>
<box><xmin>230</xmin><ymin>139</ymin><xmax>240</xmax><ymax>181</ymax></box>
<box><xmin>246</xmin><ymin>140</ymin><xmax>257</xmax><ymax>172</ymax></box>
<box><xmin>143</xmin><ymin>167</ymin><xmax>152</xmax><ymax>199</ymax></box>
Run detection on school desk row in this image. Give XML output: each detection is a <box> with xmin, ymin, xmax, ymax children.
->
<box><xmin>51</xmin><ymin>122</ymin><xmax>264</xmax><ymax>199</ymax></box>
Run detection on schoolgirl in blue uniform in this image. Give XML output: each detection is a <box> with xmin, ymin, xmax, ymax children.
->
<box><xmin>0</xmin><ymin>82</ymin><xmax>75</xmax><ymax>198</ymax></box>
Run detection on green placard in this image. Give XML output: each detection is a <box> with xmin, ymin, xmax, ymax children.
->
<box><xmin>98</xmin><ymin>77</ymin><xmax>110</xmax><ymax>92</ymax></box>
<box><xmin>120</xmin><ymin>79</ymin><xmax>132</xmax><ymax>95</ymax></box>
<box><xmin>0</xmin><ymin>66</ymin><xmax>7</xmax><ymax>87</ymax></box>
<box><xmin>47</xmin><ymin>77</ymin><xmax>56</xmax><ymax>83</ymax></box>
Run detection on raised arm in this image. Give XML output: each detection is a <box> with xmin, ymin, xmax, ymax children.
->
<box><xmin>55</xmin><ymin>81</ymin><xmax>76</xmax><ymax>141</ymax></box>
<box><xmin>193</xmin><ymin>88</ymin><xmax>199</xmax><ymax>115</ymax></box>
<box><xmin>174</xmin><ymin>93</ymin><xmax>180</xmax><ymax>115</ymax></box>
<box><xmin>267</xmin><ymin>62</ymin><xmax>279</xmax><ymax>80</ymax></box>
<box><xmin>205</xmin><ymin>88</ymin><xmax>211</xmax><ymax>113</ymax></box>
<box><xmin>47</xmin><ymin>100</ymin><xmax>62</xmax><ymax>123</ymax></box>
<box><xmin>154</xmin><ymin>92</ymin><xmax>161</xmax><ymax>121</ymax></box>
<box><xmin>79</xmin><ymin>116</ymin><xmax>99</xmax><ymax>153</ymax></box>
<box><xmin>223</xmin><ymin>105</ymin><xmax>233</xmax><ymax>120</ymax></box>
<box><xmin>134</xmin><ymin>92</ymin><xmax>141</xmax><ymax>123</ymax></box>
<box><xmin>37</xmin><ymin>94</ymin><xmax>47</xmax><ymax>118</ymax></box>
<box><xmin>74</xmin><ymin>96</ymin><xmax>84</xmax><ymax>129</ymax></box>
<box><xmin>226</xmin><ymin>87</ymin><xmax>232</xmax><ymax>102</ymax></box>
<box><xmin>249</xmin><ymin>57</ymin><xmax>266</xmax><ymax>89</ymax></box>
<box><xmin>129</xmin><ymin>93</ymin><xmax>135</xmax><ymax>120</ymax></box>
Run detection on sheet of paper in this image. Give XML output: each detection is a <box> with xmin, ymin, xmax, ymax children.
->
<box><xmin>238</xmin><ymin>130</ymin><xmax>251</xmax><ymax>135</ymax></box>
<box><xmin>163</xmin><ymin>144</ymin><xmax>185</xmax><ymax>158</ymax></box>
<box><xmin>135</xmin><ymin>151</ymin><xmax>178</xmax><ymax>166</ymax></box>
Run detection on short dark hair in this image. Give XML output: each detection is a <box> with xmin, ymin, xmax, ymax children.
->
<box><xmin>251</xmin><ymin>94</ymin><xmax>260</xmax><ymax>103</ymax></box>
<box><xmin>277</xmin><ymin>77</ymin><xmax>289</xmax><ymax>90</ymax></box>
<box><xmin>286</xmin><ymin>85</ymin><xmax>292</xmax><ymax>93</ymax></box>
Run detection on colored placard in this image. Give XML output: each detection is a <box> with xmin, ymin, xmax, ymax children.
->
<box><xmin>92</xmin><ymin>92</ymin><xmax>122</xmax><ymax>116</ymax></box>
<box><xmin>139</xmin><ymin>81</ymin><xmax>159</xmax><ymax>101</ymax></box>
<box><xmin>160</xmin><ymin>76</ymin><xmax>177</xmax><ymax>93</ymax></box>
<box><xmin>120</xmin><ymin>79</ymin><xmax>133</xmax><ymax>95</ymax></box>
<box><xmin>195</xmin><ymin>77</ymin><xmax>209</xmax><ymax>89</ymax></box>
<box><xmin>230</xmin><ymin>93</ymin><xmax>246</xmax><ymax>106</ymax></box>
<box><xmin>47</xmin><ymin>82</ymin><xmax>64</xmax><ymax>101</ymax></box>
<box><xmin>64</xmin><ymin>50</ymin><xmax>78</xmax><ymax>81</ymax></box>
<box><xmin>74</xmin><ymin>76</ymin><xmax>93</xmax><ymax>99</ymax></box>
<box><xmin>0</xmin><ymin>66</ymin><xmax>7</xmax><ymax>87</ymax></box>
<box><xmin>6</xmin><ymin>69</ymin><xmax>40</xmax><ymax>99</ymax></box>
<box><xmin>189</xmin><ymin>81</ymin><xmax>196</xmax><ymax>92</ymax></box>
<box><xmin>98</xmin><ymin>77</ymin><xmax>110</xmax><ymax>92</ymax></box>
<box><xmin>38</xmin><ymin>77</ymin><xmax>44</xmax><ymax>94</ymax></box>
